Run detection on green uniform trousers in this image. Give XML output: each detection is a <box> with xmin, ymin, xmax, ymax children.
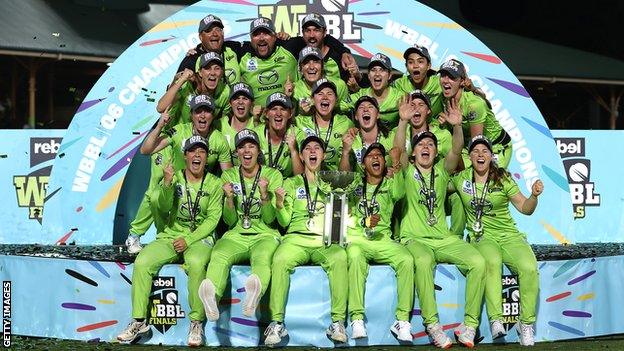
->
<box><xmin>447</xmin><ymin>192</ymin><xmax>466</xmax><ymax>239</ymax></box>
<box><xmin>205</xmin><ymin>231</ymin><xmax>280</xmax><ymax>299</ymax></box>
<box><xmin>269</xmin><ymin>235</ymin><xmax>348</xmax><ymax>322</ymax></box>
<box><xmin>471</xmin><ymin>234</ymin><xmax>539</xmax><ymax>324</ymax></box>
<box><xmin>405</xmin><ymin>235</ymin><xmax>485</xmax><ymax>328</ymax></box>
<box><xmin>131</xmin><ymin>238</ymin><xmax>213</xmax><ymax>321</ymax></box>
<box><xmin>128</xmin><ymin>151</ymin><xmax>170</xmax><ymax>236</ymax></box>
<box><xmin>347</xmin><ymin>236</ymin><xmax>414</xmax><ymax>321</ymax></box>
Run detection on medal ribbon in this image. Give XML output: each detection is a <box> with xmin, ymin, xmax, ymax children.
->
<box><xmin>238</xmin><ymin>165</ymin><xmax>262</xmax><ymax>219</ymax></box>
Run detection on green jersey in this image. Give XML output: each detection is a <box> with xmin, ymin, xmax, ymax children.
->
<box><xmin>399</xmin><ymin>161</ymin><xmax>452</xmax><ymax>241</ymax></box>
<box><xmin>392</xmin><ymin>73</ymin><xmax>443</xmax><ymax>121</ymax></box>
<box><xmin>349</xmin><ymin>86</ymin><xmax>405</xmax><ymax>129</ymax></box>
<box><xmin>240</xmin><ymin>46</ymin><xmax>298</xmax><ymax>107</ymax></box>
<box><xmin>276</xmin><ymin>174</ymin><xmax>333</xmax><ymax>246</ymax></box>
<box><xmin>254</xmin><ymin>124</ymin><xmax>306</xmax><ymax>178</ymax></box>
<box><xmin>347</xmin><ymin>175</ymin><xmax>404</xmax><ymax>239</ymax></box>
<box><xmin>295</xmin><ymin>114</ymin><xmax>355</xmax><ymax>170</ymax></box>
<box><xmin>169</xmin><ymin>81</ymin><xmax>231</xmax><ymax>126</ymax></box>
<box><xmin>346</xmin><ymin>129</ymin><xmax>395</xmax><ymax>174</ymax></box>
<box><xmin>166</xmin><ymin>122</ymin><xmax>231</xmax><ymax>174</ymax></box>
<box><xmin>393</xmin><ymin>123</ymin><xmax>452</xmax><ymax>159</ymax></box>
<box><xmin>156</xmin><ymin>171</ymin><xmax>223</xmax><ymax>246</ymax></box>
<box><xmin>452</xmin><ymin>91</ymin><xmax>503</xmax><ymax>146</ymax></box>
<box><xmin>293</xmin><ymin>76</ymin><xmax>351</xmax><ymax>114</ymax></box>
<box><xmin>220</xmin><ymin>166</ymin><xmax>283</xmax><ymax>234</ymax></box>
<box><xmin>192</xmin><ymin>46</ymin><xmax>241</xmax><ymax>86</ymax></box>
<box><xmin>215</xmin><ymin>117</ymin><xmax>256</xmax><ymax>167</ymax></box>
<box><xmin>451</xmin><ymin>168</ymin><xmax>522</xmax><ymax>238</ymax></box>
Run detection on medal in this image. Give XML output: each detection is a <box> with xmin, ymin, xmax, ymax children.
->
<box><xmin>472</xmin><ymin>220</ymin><xmax>482</xmax><ymax>233</ymax></box>
<box><xmin>415</xmin><ymin>166</ymin><xmax>437</xmax><ymax>226</ymax></box>
<box><xmin>239</xmin><ymin>165</ymin><xmax>262</xmax><ymax>230</ymax></box>
<box><xmin>364</xmin><ymin>227</ymin><xmax>374</xmax><ymax>238</ymax></box>
<box><xmin>427</xmin><ymin>215</ymin><xmax>438</xmax><ymax>226</ymax></box>
<box><xmin>362</xmin><ymin>176</ymin><xmax>383</xmax><ymax>239</ymax></box>
<box><xmin>242</xmin><ymin>216</ymin><xmax>252</xmax><ymax>229</ymax></box>
<box><xmin>306</xmin><ymin>217</ymin><xmax>315</xmax><ymax>231</ymax></box>
<box><xmin>471</xmin><ymin>175</ymin><xmax>490</xmax><ymax>236</ymax></box>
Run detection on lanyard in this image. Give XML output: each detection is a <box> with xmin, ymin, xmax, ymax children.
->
<box><xmin>314</xmin><ymin>115</ymin><xmax>334</xmax><ymax>148</ymax></box>
<box><xmin>238</xmin><ymin>166</ymin><xmax>262</xmax><ymax>218</ymax></box>
<box><xmin>415</xmin><ymin>165</ymin><xmax>436</xmax><ymax>220</ymax></box>
<box><xmin>362</xmin><ymin>176</ymin><xmax>383</xmax><ymax>218</ymax></box>
<box><xmin>183</xmin><ymin>171</ymin><xmax>206</xmax><ymax>231</ymax></box>
<box><xmin>471</xmin><ymin>174</ymin><xmax>490</xmax><ymax>226</ymax></box>
<box><xmin>302</xmin><ymin>173</ymin><xmax>320</xmax><ymax>219</ymax></box>
<box><xmin>359</xmin><ymin>128</ymin><xmax>380</xmax><ymax>149</ymax></box>
<box><xmin>266</xmin><ymin>126</ymin><xmax>286</xmax><ymax>169</ymax></box>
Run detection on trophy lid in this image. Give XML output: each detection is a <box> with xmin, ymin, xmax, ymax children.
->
<box><xmin>319</xmin><ymin>171</ymin><xmax>356</xmax><ymax>191</ymax></box>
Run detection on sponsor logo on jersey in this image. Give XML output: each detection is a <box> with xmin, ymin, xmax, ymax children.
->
<box><xmin>148</xmin><ymin>276</ymin><xmax>185</xmax><ymax>334</ymax></box>
<box><xmin>466</xmin><ymin>111</ymin><xmax>476</xmax><ymax>121</ymax></box>
<box><xmin>155</xmin><ymin>153</ymin><xmax>163</xmax><ymax>165</ymax></box>
<box><xmin>225</xmin><ymin>68</ymin><xmax>236</xmax><ymax>83</ymax></box>
<box><xmin>273</xmin><ymin>56</ymin><xmax>285</xmax><ymax>63</ymax></box>
<box><xmin>462</xmin><ymin>180</ymin><xmax>473</xmax><ymax>195</ymax></box>
<box><xmin>258</xmin><ymin>69</ymin><xmax>280</xmax><ymax>85</ymax></box>
<box><xmin>296</xmin><ymin>187</ymin><xmax>306</xmax><ymax>199</ymax></box>
<box><xmin>247</xmin><ymin>58</ymin><xmax>257</xmax><ymax>71</ymax></box>
<box><xmin>555</xmin><ymin>137</ymin><xmax>600</xmax><ymax>219</ymax></box>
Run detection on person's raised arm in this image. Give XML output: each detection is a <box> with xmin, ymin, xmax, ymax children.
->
<box><xmin>157</xmin><ymin>69</ymin><xmax>194</xmax><ymax>113</ymax></box>
<box><xmin>441</xmin><ymin>98</ymin><xmax>464</xmax><ymax>173</ymax></box>
<box><xmin>510</xmin><ymin>180</ymin><xmax>544</xmax><ymax>215</ymax></box>
<box><xmin>141</xmin><ymin>107</ymin><xmax>172</xmax><ymax>154</ymax></box>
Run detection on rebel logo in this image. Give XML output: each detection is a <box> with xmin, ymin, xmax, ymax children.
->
<box><xmin>30</xmin><ymin>137</ymin><xmax>62</xmax><ymax>168</ymax></box>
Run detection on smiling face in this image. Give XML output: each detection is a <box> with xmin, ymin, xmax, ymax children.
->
<box><xmin>440</xmin><ymin>71</ymin><xmax>464</xmax><ymax>99</ymax></box>
<box><xmin>469</xmin><ymin>144</ymin><xmax>493</xmax><ymax>173</ymax></box>
<box><xmin>301</xmin><ymin>57</ymin><xmax>323</xmax><ymax>84</ymax></box>
<box><xmin>301</xmin><ymin>141</ymin><xmax>324</xmax><ymax>171</ymax></box>
<box><xmin>405</xmin><ymin>52</ymin><xmax>430</xmax><ymax>85</ymax></box>
<box><xmin>313</xmin><ymin>86</ymin><xmax>336</xmax><ymax>117</ymax></box>
<box><xmin>412</xmin><ymin>137</ymin><xmax>438</xmax><ymax>169</ymax></box>
<box><xmin>191</xmin><ymin>106</ymin><xmax>214</xmax><ymax>136</ymax></box>
<box><xmin>302</xmin><ymin>24</ymin><xmax>326</xmax><ymax>48</ymax></box>
<box><xmin>200</xmin><ymin>62</ymin><xmax>224</xmax><ymax>91</ymax></box>
<box><xmin>409</xmin><ymin>97</ymin><xmax>430</xmax><ymax>129</ymax></box>
<box><xmin>199</xmin><ymin>25</ymin><xmax>224</xmax><ymax>52</ymax></box>
<box><xmin>266</xmin><ymin>104</ymin><xmax>292</xmax><ymax>132</ymax></box>
<box><xmin>184</xmin><ymin>146</ymin><xmax>208</xmax><ymax>178</ymax></box>
<box><xmin>355</xmin><ymin>101</ymin><xmax>379</xmax><ymax>132</ymax></box>
<box><xmin>364</xmin><ymin>148</ymin><xmax>385</xmax><ymax>178</ymax></box>
<box><xmin>250</xmin><ymin>28</ymin><xmax>276</xmax><ymax>59</ymax></box>
<box><xmin>368</xmin><ymin>65</ymin><xmax>390</xmax><ymax>91</ymax></box>
<box><xmin>236</xmin><ymin>140</ymin><xmax>259</xmax><ymax>169</ymax></box>
<box><xmin>229</xmin><ymin>95</ymin><xmax>252</xmax><ymax>121</ymax></box>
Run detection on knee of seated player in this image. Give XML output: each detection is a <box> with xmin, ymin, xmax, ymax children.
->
<box><xmin>346</xmin><ymin>244</ymin><xmax>365</xmax><ymax>263</ymax></box>
<box><xmin>515</xmin><ymin>260</ymin><xmax>539</xmax><ymax>279</ymax></box>
<box><xmin>412</xmin><ymin>253</ymin><xmax>435</xmax><ymax>271</ymax></box>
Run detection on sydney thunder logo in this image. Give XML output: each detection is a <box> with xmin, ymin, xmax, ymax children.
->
<box><xmin>258</xmin><ymin>0</ymin><xmax>362</xmax><ymax>43</ymax></box>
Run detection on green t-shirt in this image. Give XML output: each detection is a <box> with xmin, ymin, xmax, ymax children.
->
<box><xmin>240</xmin><ymin>46</ymin><xmax>299</xmax><ymax>107</ymax></box>
<box><xmin>399</xmin><ymin>160</ymin><xmax>452</xmax><ymax>241</ymax></box>
<box><xmin>220</xmin><ymin>166</ymin><xmax>283</xmax><ymax>234</ymax></box>
<box><xmin>215</xmin><ymin>117</ymin><xmax>256</xmax><ymax>167</ymax></box>
<box><xmin>347</xmin><ymin>175</ymin><xmax>404</xmax><ymax>239</ymax></box>
<box><xmin>156</xmin><ymin>171</ymin><xmax>223</xmax><ymax>246</ymax></box>
<box><xmin>166</xmin><ymin>122</ymin><xmax>231</xmax><ymax>174</ymax></box>
<box><xmin>451</xmin><ymin>168</ymin><xmax>521</xmax><ymax>239</ymax></box>
<box><xmin>451</xmin><ymin>91</ymin><xmax>503</xmax><ymax>146</ymax></box>
<box><xmin>392</xmin><ymin>123</ymin><xmax>452</xmax><ymax>160</ymax></box>
<box><xmin>346</xmin><ymin>129</ymin><xmax>395</xmax><ymax>174</ymax></box>
<box><xmin>254</xmin><ymin>124</ymin><xmax>306</xmax><ymax>178</ymax></box>
<box><xmin>169</xmin><ymin>81</ymin><xmax>231</xmax><ymax>126</ymax></box>
<box><xmin>392</xmin><ymin>74</ymin><xmax>443</xmax><ymax>122</ymax></box>
<box><xmin>148</xmin><ymin>146</ymin><xmax>173</xmax><ymax>186</ymax></box>
<box><xmin>193</xmin><ymin>46</ymin><xmax>241</xmax><ymax>86</ymax></box>
<box><xmin>277</xmin><ymin>174</ymin><xmax>333</xmax><ymax>245</ymax></box>
<box><xmin>295</xmin><ymin>114</ymin><xmax>355</xmax><ymax>171</ymax></box>
<box><xmin>349</xmin><ymin>86</ymin><xmax>405</xmax><ymax>129</ymax></box>
<box><xmin>293</xmin><ymin>76</ymin><xmax>351</xmax><ymax>114</ymax></box>
<box><xmin>323</xmin><ymin>56</ymin><xmax>341</xmax><ymax>82</ymax></box>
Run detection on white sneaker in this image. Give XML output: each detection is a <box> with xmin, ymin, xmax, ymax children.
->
<box><xmin>491</xmin><ymin>320</ymin><xmax>507</xmax><ymax>339</ymax></box>
<box><xmin>426</xmin><ymin>323</ymin><xmax>452</xmax><ymax>349</ymax></box>
<box><xmin>125</xmin><ymin>234</ymin><xmax>142</xmax><ymax>254</ymax></box>
<box><xmin>242</xmin><ymin>274</ymin><xmax>262</xmax><ymax>317</ymax></box>
<box><xmin>390</xmin><ymin>320</ymin><xmax>413</xmax><ymax>342</ymax></box>
<box><xmin>264</xmin><ymin>321</ymin><xmax>288</xmax><ymax>346</ymax></box>
<box><xmin>351</xmin><ymin>319</ymin><xmax>367</xmax><ymax>339</ymax></box>
<box><xmin>198</xmin><ymin>279</ymin><xmax>219</xmax><ymax>321</ymax></box>
<box><xmin>326</xmin><ymin>321</ymin><xmax>348</xmax><ymax>343</ymax></box>
<box><xmin>518</xmin><ymin>322</ymin><xmax>535</xmax><ymax>346</ymax></box>
<box><xmin>187</xmin><ymin>320</ymin><xmax>204</xmax><ymax>347</ymax></box>
<box><xmin>117</xmin><ymin>319</ymin><xmax>150</xmax><ymax>342</ymax></box>
<box><xmin>454</xmin><ymin>323</ymin><xmax>476</xmax><ymax>348</ymax></box>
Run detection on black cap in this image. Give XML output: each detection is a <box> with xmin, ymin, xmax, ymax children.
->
<box><xmin>198</xmin><ymin>14</ymin><xmax>224</xmax><ymax>33</ymax></box>
<box><xmin>198</xmin><ymin>52</ymin><xmax>224</xmax><ymax>69</ymax></box>
<box><xmin>189</xmin><ymin>94</ymin><xmax>215</xmax><ymax>112</ymax></box>
<box><xmin>298</xmin><ymin>46</ymin><xmax>323</xmax><ymax>64</ymax></box>
<box><xmin>368</xmin><ymin>53</ymin><xmax>392</xmax><ymax>70</ymax></box>
<box><xmin>311</xmin><ymin>78</ymin><xmax>337</xmax><ymax>95</ymax></box>
<box><xmin>362</xmin><ymin>142</ymin><xmax>386</xmax><ymax>162</ymax></box>
<box><xmin>183</xmin><ymin>135</ymin><xmax>209</xmax><ymax>153</ymax></box>
<box><xmin>229</xmin><ymin>82</ymin><xmax>254</xmax><ymax>101</ymax></box>
<box><xmin>299</xmin><ymin>134</ymin><xmax>326</xmax><ymax>152</ymax></box>
<box><xmin>403</xmin><ymin>44</ymin><xmax>431</xmax><ymax>62</ymax></box>
<box><xmin>411</xmin><ymin>131</ymin><xmax>438</xmax><ymax>150</ymax></box>
<box><xmin>301</xmin><ymin>13</ymin><xmax>326</xmax><ymax>29</ymax></box>
<box><xmin>234</xmin><ymin>129</ymin><xmax>261</xmax><ymax>148</ymax></box>
<box><xmin>266</xmin><ymin>92</ymin><xmax>293</xmax><ymax>109</ymax></box>
<box><xmin>439</xmin><ymin>59</ymin><xmax>466</xmax><ymax>79</ymax></box>
<box><xmin>249</xmin><ymin>17</ymin><xmax>275</xmax><ymax>35</ymax></box>
<box><xmin>354</xmin><ymin>95</ymin><xmax>379</xmax><ymax>111</ymax></box>
<box><xmin>468</xmin><ymin>135</ymin><xmax>493</xmax><ymax>153</ymax></box>
<box><xmin>409</xmin><ymin>89</ymin><xmax>431</xmax><ymax>107</ymax></box>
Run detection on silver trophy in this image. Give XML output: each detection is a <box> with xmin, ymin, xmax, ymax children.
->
<box><xmin>319</xmin><ymin>171</ymin><xmax>355</xmax><ymax>247</ymax></box>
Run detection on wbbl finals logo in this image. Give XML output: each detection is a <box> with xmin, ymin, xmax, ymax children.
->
<box><xmin>148</xmin><ymin>277</ymin><xmax>185</xmax><ymax>334</ymax></box>
<box><xmin>258</xmin><ymin>0</ymin><xmax>362</xmax><ymax>43</ymax></box>
<box><xmin>501</xmin><ymin>274</ymin><xmax>520</xmax><ymax>332</ymax></box>
<box><xmin>555</xmin><ymin>138</ymin><xmax>601</xmax><ymax>219</ymax></box>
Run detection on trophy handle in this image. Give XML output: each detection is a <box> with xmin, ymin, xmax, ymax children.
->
<box><xmin>323</xmin><ymin>192</ymin><xmax>334</xmax><ymax>247</ymax></box>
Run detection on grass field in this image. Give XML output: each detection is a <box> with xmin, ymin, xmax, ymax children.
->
<box><xmin>9</xmin><ymin>335</ymin><xmax>624</xmax><ymax>350</ymax></box>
